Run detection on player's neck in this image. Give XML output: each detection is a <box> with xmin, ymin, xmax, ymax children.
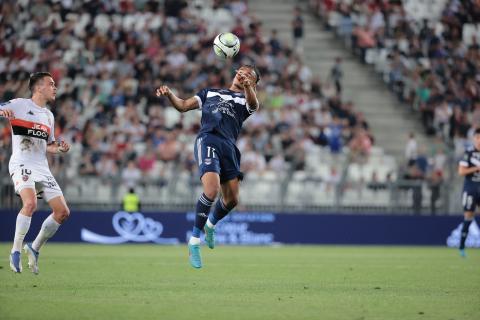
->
<box><xmin>31</xmin><ymin>95</ymin><xmax>47</xmax><ymax>108</ymax></box>
<box><xmin>229</xmin><ymin>84</ymin><xmax>243</xmax><ymax>93</ymax></box>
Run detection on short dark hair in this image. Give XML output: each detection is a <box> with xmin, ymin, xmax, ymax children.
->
<box><xmin>475</xmin><ymin>127</ymin><xmax>480</xmax><ymax>135</ymax></box>
<box><xmin>244</xmin><ymin>65</ymin><xmax>261</xmax><ymax>84</ymax></box>
<box><xmin>29</xmin><ymin>72</ymin><xmax>52</xmax><ymax>93</ymax></box>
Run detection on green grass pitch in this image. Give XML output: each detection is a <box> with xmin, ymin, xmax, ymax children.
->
<box><xmin>0</xmin><ymin>244</ymin><xmax>479</xmax><ymax>320</ymax></box>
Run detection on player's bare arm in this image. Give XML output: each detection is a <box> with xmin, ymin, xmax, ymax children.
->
<box><xmin>0</xmin><ymin>109</ymin><xmax>14</xmax><ymax>119</ymax></box>
<box><xmin>47</xmin><ymin>141</ymin><xmax>71</xmax><ymax>154</ymax></box>
<box><xmin>236</xmin><ymin>68</ymin><xmax>259</xmax><ymax>111</ymax></box>
<box><xmin>156</xmin><ymin>85</ymin><xmax>199</xmax><ymax>113</ymax></box>
<box><xmin>458</xmin><ymin>165</ymin><xmax>480</xmax><ymax>176</ymax></box>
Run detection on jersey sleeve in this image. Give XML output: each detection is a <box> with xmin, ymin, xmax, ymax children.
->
<box><xmin>245</xmin><ymin>101</ymin><xmax>258</xmax><ymax>114</ymax></box>
<box><xmin>0</xmin><ymin>99</ymin><xmax>19</xmax><ymax>113</ymax></box>
<box><xmin>48</xmin><ymin>111</ymin><xmax>56</xmax><ymax>144</ymax></box>
<box><xmin>459</xmin><ymin>151</ymin><xmax>471</xmax><ymax>167</ymax></box>
<box><xmin>194</xmin><ymin>88</ymin><xmax>208</xmax><ymax>109</ymax></box>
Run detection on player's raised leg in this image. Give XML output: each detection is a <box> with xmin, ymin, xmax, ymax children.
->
<box><xmin>10</xmin><ymin>188</ymin><xmax>37</xmax><ymax>273</ymax></box>
<box><xmin>459</xmin><ymin>211</ymin><xmax>474</xmax><ymax>258</ymax></box>
<box><xmin>189</xmin><ymin>172</ymin><xmax>219</xmax><ymax>268</ymax></box>
<box><xmin>205</xmin><ymin>178</ymin><xmax>240</xmax><ymax>249</ymax></box>
<box><xmin>25</xmin><ymin>195</ymin><xmax>69</xmax><ymax>274</ymax></box>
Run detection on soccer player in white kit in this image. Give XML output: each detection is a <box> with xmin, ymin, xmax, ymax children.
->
<box><xmin>0</xmin><ymin>72</ymin><xmax>71</xmax><ymax>274</ymax></box>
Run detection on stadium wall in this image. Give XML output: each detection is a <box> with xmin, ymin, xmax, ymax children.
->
<box><xmin>0</xmin><ymin>210</ymin><xmax>472</xmax><ymax>247</ymax></box>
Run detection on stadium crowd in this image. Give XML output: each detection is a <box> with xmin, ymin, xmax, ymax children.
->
<box><xmin>312</xmin><ymin>0</ymin><xmax>480</xmax><ymax>160</ymax></box>
<box><xmin>0</xmin><ymin>0</ymin><xmax>374</xmax><ymax>192</ymax></box>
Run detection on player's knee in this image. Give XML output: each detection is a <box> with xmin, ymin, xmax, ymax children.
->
<box><xmin>204</xmin><ymin>185</ymin><xmax>220</xmax><ymax>200</ymax></box>
<box><xmin>22</xmin><ymin>200</ymin><xmax>37</xmax><ymax>215</ymax></box>
<box><xmin>55</xmin><ymin>206</ymin><xmax>70</xmax><ymax>223</ymax></box>
<box><xmin>225</xmin><ymin>196</ymin><xmax>239</xmax><ymax>209</ymax></box>
<box><xmin>465</xmin><ymin>211</ymin><xmax>475</xmax><ymax>219</ymax></box>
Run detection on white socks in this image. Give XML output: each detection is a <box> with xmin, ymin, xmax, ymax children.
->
<box><xmin>206</xmin><ymin>219</ymin><xmax>215</xmax><ymax>229</ymax></box>
<box><xmin>189</xmin><ymin>236</ymin><xmax>201</xmax><ymax>245</ymax></box>
<box><xmin>12</xmin><ymin>213</ymin><xmax>32</xmax><ymax>253</ymax></box>
<box><xmin>32</xmin><ymin>214</ymin><xmax>61</xmax><ymax>252</ymax></box>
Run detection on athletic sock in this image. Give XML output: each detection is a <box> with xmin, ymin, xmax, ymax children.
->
<box><xmin>459</xmin><ymin>218</ymin><xmax>473</xmax><ymax>250</ymax></box>
<box><xmin>11</xmin><ymin>213</ymin><xmax>31</xmax><ymax>253</ymax></box>
<box><xmin>32</xmin><ymin>214</ymin><xmax>61</xmax><ymax>252</ymax></box>
<box><xmin>189</xmin><ymin>236</ymin><xmax>201</xmax><ymax>245</ymax></box>
<box><xmin>191</xmin><ymin>193</ymin><xmax>214</xmax><ymax>238</ymax></box>
<box><xmin>208</xmin><ymin>198</ymin><xmax>234</xmax><ymax>227</ymax></box>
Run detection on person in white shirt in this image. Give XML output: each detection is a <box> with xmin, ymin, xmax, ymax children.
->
<box><xmin>0</xmin><ymin>72</ymin><xmax>71</xmax><ymax>274</ymax></box>
<box><xmin>405</xmin><ymin>132</ymin><xmax>418</xmax><ymax>166</ymax></box>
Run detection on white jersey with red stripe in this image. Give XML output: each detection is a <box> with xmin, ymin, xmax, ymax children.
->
<box><xmin>0</xmin><ymin>98</ymin><xmax>55</xmax><ymax>172</ymax></box>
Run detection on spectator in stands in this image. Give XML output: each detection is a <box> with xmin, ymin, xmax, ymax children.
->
<box><xmin>121</xmin><ymin>160</ymin><xmax>142</xmax><ymax>189</ymax></box>
<box><xmin>137</xmin><ymin>148</ymin><xmax>156</xmax><ymax>177</ymax></box>
<box><xmin>330</xmin><ymin>57</ymin><xmax>343</xmax><ymax>95</ymax></box>
<box><xmin>292</xmin><ymin>6</ymin><xmax>304</xmax><ymax>54</ymax></box>
<box><xmin>428</xmin><ymin>170</ymin><xmax>443</xmax><ymax>215</ymax></box>
<box><xmin>403</xmin><ymin>163</ymin><xmax>424</xmax><ymax>215</ymax></box>
<box><xmin>405</xmin><ymin>132</ymin><xmax>418</xmax><ymax>166</ymax></box>
<box><xmin>348</xmin><ymin>128</ymin><xmax>372</xmax><ymax>164</ymax></box>
<box><xmin>367</xmin><ymin>171</ymin><xmax>388</xmax><ymax>192</ymax></box>
<box><xmin>0</xmin><ymin>0</ymin><xmax>375</xmax><ymax>207</ymax></box>
<box><xmin>325</xmin><ymin>166</ymin><xmax>341</xmax><ymax>193</ymax></box>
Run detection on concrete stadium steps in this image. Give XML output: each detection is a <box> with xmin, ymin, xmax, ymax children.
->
<box><xmin>249</xmin><ymin>0</ymin><xmax>431</xmax><ymax>160</ymax></box>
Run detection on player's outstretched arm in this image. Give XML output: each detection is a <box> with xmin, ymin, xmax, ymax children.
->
<box><xmin>47</xmin><ymin>141</ymin><xmax>70</xmax><ymax>154</ymax></box>
<box><xmin>156</xmin><ymin>85</ymin><xmax>199</xmax><ymax>113</ymax></box>
<box><xmin>458</xmin><ymin>165</ymin><xmax>480</xmax><ymax>176</ymax></box>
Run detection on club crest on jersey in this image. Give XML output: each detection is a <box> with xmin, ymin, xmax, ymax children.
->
<box><xmin>205</xmin><ymin>158</ymin><xmax>212</xmax><ymax>165</ymax></box>
<box><xmin>22</xmin><ymin>175</ymin><xmax>29</xmax><ymax>182</ymax></box>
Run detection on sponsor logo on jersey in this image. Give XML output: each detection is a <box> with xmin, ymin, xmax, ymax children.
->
<box><xmin>10</xmin><ymin>119</ymin><xmax>51</xmax><ymax>141</ymax></box>
<box><xmin>212</xmin><ymin>99</ymin><xmax>237</xmax><ymax>118</ymax></box>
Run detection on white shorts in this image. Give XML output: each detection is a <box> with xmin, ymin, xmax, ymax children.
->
<box><xmin>10</xmin><ymin>165</ymin><xmax>63</xmax><ymax>202</ymax></box>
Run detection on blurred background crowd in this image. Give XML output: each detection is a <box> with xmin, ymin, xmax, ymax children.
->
<box><xmin>0</xmin><ymin>1</ymin><xmax>372</xmax><ymax>193</ymax></box>
<box><xmin>1</xmin><ymin>0</ymin><xmax>478</xmax><ymax>213</ymax></box>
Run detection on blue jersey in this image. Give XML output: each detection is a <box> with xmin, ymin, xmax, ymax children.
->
<box><xmin>194</xmin><ymin>88</ymin><xmax>255</xmax><ymax>143</ymax></box>
<box><xmin>459</xmin><ymin>147</ymin><xmax>480</xmax><ymax>185</ymax></box>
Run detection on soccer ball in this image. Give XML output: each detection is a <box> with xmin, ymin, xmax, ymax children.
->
<box><xmin>213</xmin><ymin>33</ymin><xmax>240</xmax><ymax>59</ymax></box>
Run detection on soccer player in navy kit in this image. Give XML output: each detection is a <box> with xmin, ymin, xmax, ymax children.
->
<box><xmin>458</xmin><ymin>128</ymin><xmax>480</xmax><ymax>257</ymax></box>
<box><xmin>156</xmin><ymin>65</ymin><xmax>260</xmax><ymax>268</ymax></box>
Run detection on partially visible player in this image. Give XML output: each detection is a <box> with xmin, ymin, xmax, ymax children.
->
<box><xmin>457</xmin><ymin>127</ymin><xmax>480</xmax><ymax>257</ymax></box>
<box><xmin>0</xmin><ymin>72</ymin><xmax>71</xmax><ymax>274</ymax></box>
<box><xmin>156</xmin><ymin>65</ymin><xmax>260</xmax><ymax>268</ymax></box>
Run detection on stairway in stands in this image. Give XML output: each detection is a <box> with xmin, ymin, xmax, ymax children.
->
<box><xmin>249</xmin><ymin>0</ymin><xmax>431</xmax><ymax>160</ymax></box>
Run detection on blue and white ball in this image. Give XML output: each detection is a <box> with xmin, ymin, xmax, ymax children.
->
<box><xmin>213</xmin><ymin>32</ymin><xmax>240</xmax><ymax>59</ymax></box>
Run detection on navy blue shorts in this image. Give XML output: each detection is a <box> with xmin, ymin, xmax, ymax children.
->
<box><xmin>462</xmin><ymin>183</ymin><xmax>480</xmax><ymax>212</ymax></box>
<box><xmin>194</xmin><ymin>133</ymin><xmax>243</xmax><ymax>183</ymax></box>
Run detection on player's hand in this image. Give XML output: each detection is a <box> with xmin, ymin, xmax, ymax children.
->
<box><xmin>0</xmin><ymin>109</ymin><xmax>14</xmax><ymax>120</ymax></box>
<box><xmin>156</xmin><ymin>85</ymin><xmax>171</xmax><ymax>97</ymax></box>
<box><xmin>238</xmin><ymin>71</ymin><xmax>255</xmax><ymax>88</ymax></box>
<box><xmin>58</xmin><ymin>141</ymin><xmax>70</xmax><ymax>153</ymax></box>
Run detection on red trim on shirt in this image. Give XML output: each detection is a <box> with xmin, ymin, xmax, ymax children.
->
<box><xmin>10</xmin><ymin>119</ymin><xmax>51</xmax><ymax>135</ymax></box>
